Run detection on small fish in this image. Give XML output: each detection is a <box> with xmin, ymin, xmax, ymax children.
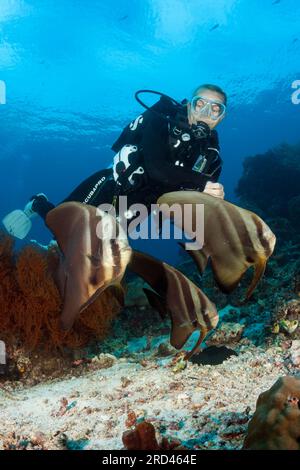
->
<box><xmin>172</xmin><ymin>355</ymin><xmax>187</xmax><ymax>373</ymax></box>
<box><xmin>280</xmin><ymin>319</ymin><xmax>298</xmax><ymax>335</ymax></box>
<box><xmin>119</xmin><ymin>15</ymin><xmax>128</xmax><ymax>21</ymax></box>
<box><xmin>209</xmin><ymin>23</ymin><xmax>219</xmax><ymax>32</ymax></box>
<box><xmin>272</xmin><ymin>0</ymin><xmax>280</xmax><ymax>4</ymax></box>
<box><xmin>271</xmin><ymin>322</ymin><xmax>280</xmax><ymax>334</ymax></box>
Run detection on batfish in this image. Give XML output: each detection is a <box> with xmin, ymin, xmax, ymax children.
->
<box><xmin>46</xmin><ymin>202</ymin><xmax>132</xmax><ymax>330</ymax></box>
<box><xmin>129</xmin><ymin>250</ymin><xmax>219</xmax><ymax>360</ymax></box>
<box><xmin>157</xmin><ymin>191</ymin><xmax>276</xmax><ymax>300</ymax></box>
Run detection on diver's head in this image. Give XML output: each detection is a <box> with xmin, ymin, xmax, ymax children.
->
<box><xmin>188</xmin><ymin>84</ymin><xmax>227</xmax><ymax>130</ymax></box>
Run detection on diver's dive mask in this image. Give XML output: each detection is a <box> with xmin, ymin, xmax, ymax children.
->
<box><xmin>134</xmin><ymin>89</ymin><xmax>217</xmax><ymax>141</ymax></box>
<box><xmin>190</xmin><ymin>95</ymin><xmax>226</xmax><ymax>122</ymax></box>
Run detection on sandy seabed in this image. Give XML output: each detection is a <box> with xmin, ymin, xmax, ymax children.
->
<box><xmin>0</xmin><ymin>336</ymin><xmax>297</xmax><ymax>450</ymax></box>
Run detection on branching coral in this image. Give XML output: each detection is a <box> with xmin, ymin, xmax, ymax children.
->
<box><xmin>0</xmin><ymin>233</ymin><xmax>123</xmax><ymax>350</ymax></box>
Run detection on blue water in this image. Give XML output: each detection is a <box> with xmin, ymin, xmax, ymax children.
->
<box><xmin>0</xmin><ymin>0</ymin><xmax>300</xmax><ymax>262</ymax></box>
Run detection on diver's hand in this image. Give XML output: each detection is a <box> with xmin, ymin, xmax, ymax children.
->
<box><xmin>203</xmin><ymin>181</ymin><xmax>225</xmax><ymax>199</ymax></box>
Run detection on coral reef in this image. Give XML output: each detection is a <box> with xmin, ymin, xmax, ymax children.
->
<box><xmin>236</xmin><ymin>142</ymin><xmax>300</xmax><ymax>232</ymax></box>
<box><xmin>206</xmin><ymin>322</ymin><xmax>245</xmax><ymax>347</ymax></box>
<box><xmin>1</xmin><ymin>142</ymin><xmax>300</xmax><ymax>450</ymax></box>
<box><xmin>0</xmin><ymin>232</ymin><xmax>123</xmax><ymax>351</ymax></box>
<box><xmin>243</xmin><ymin>376</ymin><xmax>300</xmax><ymax>450</ymax></box>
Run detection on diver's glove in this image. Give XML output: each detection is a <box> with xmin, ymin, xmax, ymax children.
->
<box><xmin>29</xmin><ymin>193</ymin><xmax>55</xmax><ymax>219</ymax></box>
<box><xmin>203</xmin><ymin>181</ymin><xmax>225</xmax><ymax>199</ymax></box>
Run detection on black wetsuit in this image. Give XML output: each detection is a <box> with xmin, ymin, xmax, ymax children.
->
<box><xmin>33</xmin><ymin>96</ymin><xmax>222</xmax><ymax>220</ymax></box>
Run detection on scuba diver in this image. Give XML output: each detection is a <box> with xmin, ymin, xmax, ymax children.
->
<box><xmin>2</xmin><ymin>84</ymin><xmax>227</xmax><ymax>239</ymax></box>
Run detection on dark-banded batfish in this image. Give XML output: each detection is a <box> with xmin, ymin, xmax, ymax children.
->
<box><xmin>46</xmin><ymin>202</ymin><xmax>132</xmax><ymax>330</ymax></box>
<box><xmin>129</xmin><ymin>250</ymin><xmax>219</xmax><ymax>360</ymax></box>
<box><xmin>157</xmin><ymin>191</ymin><xmax>276</xmax><ymax>300</ymax></box>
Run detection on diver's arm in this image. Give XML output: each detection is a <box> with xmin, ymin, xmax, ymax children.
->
<box><xmin>201</xmin><ymin>131</ymin><xmax>224</xmax><ymax>198</ymax></box>
<box><xmin>204</xmin><ymin>131</ymin><xmax>222</xmax><ymax>181</ymax></box>
<box><xmin>141</xmin><ymin>119</ymin><xmax>211</xmax><ymax>191</ymax></box>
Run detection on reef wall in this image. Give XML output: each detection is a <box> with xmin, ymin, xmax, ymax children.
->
<box><xmin>236</xmin><ymin>142</ymin><xmax>300</xmax><ymax>233</ymax></box>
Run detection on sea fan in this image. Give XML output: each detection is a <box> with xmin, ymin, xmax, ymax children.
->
<box><xmin>0</xmin><ymin>232</ymin><xmax>123</xmax><ymax>351</ymax></box>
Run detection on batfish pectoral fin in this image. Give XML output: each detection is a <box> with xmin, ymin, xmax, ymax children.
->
<box><xmin>170</xmin><ymin>323</ymin><xmax>196</xmax><ymax>350</ymax></box>
<box><xmin>170</xmin><ymin>322</ymin><xmax>207</xmax><ymax>360</ymax></box>
<box><xmin>60</xmin><ymin>269</ymin><xmax>90</xmax><ymax>331</ymax></box>
<box><xmin>245</xmin><ymin>256</ymin><xmax>266</xmax><ymax>300</ymax></box>
<box><xmin>106</xmin><ymin>283</ymin><xmax>125</xmax><ymax>307</ymax></box>
<box><xmin>210</xmin><ymin>256</ymin><xmax>249</xmax><ymax>294</ymax></box>
<box><xmin>143</xmin><ymin>288</ymin><xmax>168</xmax><ymax>319</ymax></box>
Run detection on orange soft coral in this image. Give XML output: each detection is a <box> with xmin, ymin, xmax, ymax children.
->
<box><xmin>0</xmin><ymin>233</ymin><xmax>123</xmax><ymax>351</ymax></box>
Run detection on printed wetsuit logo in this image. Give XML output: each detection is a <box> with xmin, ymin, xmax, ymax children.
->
<box><xmin>129</xmin><ymin>115</ymin><xmax>143</xmax><ymax>131</ymax></box>
<box><xmin>83</xmin><ymin>176</ymin><xmax>106</xmax><ymax>204</ymax></box>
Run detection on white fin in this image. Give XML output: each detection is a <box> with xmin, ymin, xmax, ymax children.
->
<box><xmin>2</xmin><ymin>209</ymin><xmax>32</xmax><ymax>240</ymax></box>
